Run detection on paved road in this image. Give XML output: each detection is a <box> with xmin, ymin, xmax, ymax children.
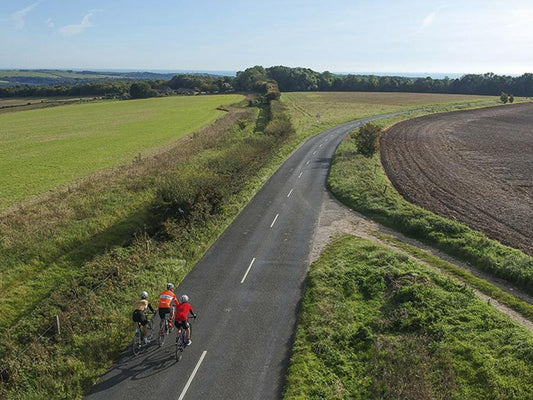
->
<box><xmin>86</xmin><ymin>113</ymin><xmax>398</xmax><ymax>400</ymax></box>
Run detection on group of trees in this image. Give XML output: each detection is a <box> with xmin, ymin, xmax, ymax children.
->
<box><xmin>234</xmin><ymin>66</ymin><xmax>533</xmax><ymax>97</ymax></box>
<box><xmin>0</xmin><ymin>74</ymin><xmax>236</xmax><ymax>99</ymax></box>
<box><xmin>2</xmin><ymin>65</ymin><xmax>532</xmax><ymax>99</ymax></box>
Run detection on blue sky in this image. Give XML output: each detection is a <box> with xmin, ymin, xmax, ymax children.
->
<box><xmin>1</xmin><ymin>0</ymin><xmax>532</xmax><ymax>75</ymax></box>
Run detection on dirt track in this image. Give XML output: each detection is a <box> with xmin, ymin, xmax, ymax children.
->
<box><xmin>380</xmin><ymin>103</ymin><xmax>533</xmax><ymax>256</ymax></box>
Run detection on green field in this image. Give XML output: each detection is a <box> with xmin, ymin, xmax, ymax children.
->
<box><xmin>0</xmin><ymin>94</ymin><xmax>242</xmax><ymax>209</ymax></box>
<box><xmin>281</xmin><ymin>91</ymin><xmax>494</xmax><ymax>140</ymax></box>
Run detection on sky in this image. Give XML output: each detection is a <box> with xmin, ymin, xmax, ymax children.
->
<box><xmin>1</xmin><ymin>0</ymin><xmax>533</xmax><ymax>76</ymax></box>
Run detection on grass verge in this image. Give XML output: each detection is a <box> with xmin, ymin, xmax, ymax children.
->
<box><xmin>284</xmin><ymin>235</ymin><xmax>533</xmax><ymax>400</ymax></box>
<box><xmin>376</xmin><ymin>233</ymin><xmax>533</xmax><ymax>322</ymax></box>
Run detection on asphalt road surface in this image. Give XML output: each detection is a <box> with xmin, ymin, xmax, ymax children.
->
<box><xmin>85</xmin><ymin>113</ymin><xmax>397</xmax><ymax>400</ymax></box>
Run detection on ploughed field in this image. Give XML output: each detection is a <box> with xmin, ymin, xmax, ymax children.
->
<box><xmin>381</xmin><ymin>102</ymin><xmax>533</xmax><ymax>255</ymax></box>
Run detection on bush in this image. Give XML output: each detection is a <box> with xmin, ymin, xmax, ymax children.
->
<box><xmin>352</xmin><ymin>123</ymin><xmax>382</xmax><ymax>157</ymax></box>
<box><xmin>265</xmin><ymin>119</ymin><xmax>293</xmax><ymax>137</ymax></box>
<box><xmin>500</xmin><ymin>92</ymin><xmax>509</xmax><ymax>104</ymax></box>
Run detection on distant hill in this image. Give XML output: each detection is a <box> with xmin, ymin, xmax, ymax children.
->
<box><xmin>0</xmin><ymin>69</ymin><xmax>234</xmax><ymax>87</ymax></box>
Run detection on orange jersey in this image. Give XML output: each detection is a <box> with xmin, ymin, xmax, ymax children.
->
<box><xmin>158</xmin><ymin>289</ymin><xmax>177</xmax><ymax>308</ymax></box>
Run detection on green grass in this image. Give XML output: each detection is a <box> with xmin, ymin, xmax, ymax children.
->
<box><xmin>281</xmin><ymin>91</ymin><xmax>495</xmax><ymax>140</ymax></box>
<box><xmin>327</xmin><ymin>131</ymin><xmax>533</xmax><ymax>296</ymax></box>
<box><xmin>284</xmin><ymin>235</ymin><xmax>533</xmax><ymax>400</ymax></box>
<box><xmin>0</xmin><ymin>94</ymin><xmax>242</xmax><ymax>208</ymax></box>
<box><xmin>376</xmin><ymin>232</ymin><xmax>533</xmax><ymax>322</ymax></box>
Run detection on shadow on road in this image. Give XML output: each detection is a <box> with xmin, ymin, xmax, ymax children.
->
<box><xmin>86</xmin><ymin>342</ymin><xmax>177</xmax><ymax>396</ymax></box>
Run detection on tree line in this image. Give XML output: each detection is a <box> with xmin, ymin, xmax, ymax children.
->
<box><xmin>1</xmin><ymin>66</ymin><xmax>532</xmax><ymax>98</ymax></box>
<box><xmin>235</xmin><ymin>66</ymin><xmax>533</xmax><ymax>97</ymax></box>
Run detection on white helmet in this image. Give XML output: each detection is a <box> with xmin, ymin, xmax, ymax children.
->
<box><xmin>167</xmin><ymin>283</ymin><xmax>175</xmax><ymax>290</ymax></box>
<box><xmin>180</xmin><ymin>295</ymin><xmax>189</xmax><ymax>303</ymax></box>
<box><xmin>140</xmin><ymin>291</ymin><xmax>148</xmax><ymax>299</ymax></box>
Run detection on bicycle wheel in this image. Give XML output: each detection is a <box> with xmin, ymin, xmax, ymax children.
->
<box><xmin>132</xmin><ymin>328</ymin><xmax>142</xmax><ymax>356</ymax></box>
<box><xmin>146</xmin><ymin>319</ymin><xmax>154</xmax><ymax>341</ymax></box>
<box><xmin>158</xmin><ymin>324</ymin><xmax>166</xmax><ymax>347</ymax></box>
<box><xmin>175</xmin><ymin>332</ymin><xmax>184</xmax><ymax>362</ymax></box>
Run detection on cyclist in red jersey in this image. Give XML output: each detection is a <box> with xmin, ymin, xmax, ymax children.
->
<box><xmin>173</xmin><ymin>294</ymin><xmax>196</xmax><ymax>345</ymax></box>
<box><xmin>158</xmin><ymin>283</ymin><xmax>178</xmax><ymax>330</ymax></box>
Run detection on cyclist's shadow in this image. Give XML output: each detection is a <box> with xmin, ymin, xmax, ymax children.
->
<box><xmin>86</xmin><ymin>342</ymin><xmax>177</xmax><ymax>395</ymax></box>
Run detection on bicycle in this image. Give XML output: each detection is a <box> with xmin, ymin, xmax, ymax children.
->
<box><xmin>175</xmin><ymin>318</ymin><xmax>194</xmax><ymax>362</ymax></box>
<box><xmin>158</xmin><ymin>309</ymin><xmax>175</xmax><ymax>347</ymax></box>
<box><xmin>132</xmin><ymin>314</ymin><xmax>154</xmax><ymax>356</ymax></box>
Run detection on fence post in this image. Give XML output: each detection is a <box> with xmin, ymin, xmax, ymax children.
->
<box><xmin>54</xmin><ymin>315</ymin><xmax>61</xmax><ymax>337</ymax></box>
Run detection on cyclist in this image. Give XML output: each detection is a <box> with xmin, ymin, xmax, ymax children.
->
<box><xmin>174</xmin><ymin>294</ymin><xmax>197</xmax><ymax>345</ymax></box>
<box><xmin>132</xmin><ymin>291</ymin><xmax>155</xmax><ymax>344</ymax></box>
<box><xmin>158</xmin><ymin>283</ymin><xmax>178</xmax><ymax>331</ymax></box>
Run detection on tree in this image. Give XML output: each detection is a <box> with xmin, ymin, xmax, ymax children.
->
<box><xmin>129</xmin><ymin>82</ymin><xmax>156</xmax><ymax>99</ymax></box>
<box><xmin>352</xmin><ymin>123</ymin><xmax>382</xmax><ymax>157</ymax></box>
<box><xmin>500</xmin><ymin>91</ymin><xmax>509</xmax><ymax>104</ymax></box>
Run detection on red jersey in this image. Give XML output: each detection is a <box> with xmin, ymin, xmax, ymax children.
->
<box><xmin>174</xmin><ymin>302</ymin><xmax>193</xmax><ymax>321</ymax></box>
<box><xmin>158</xmin><ymin>290</ymin><xmax>177</xmax><ymax>308</ymax></box>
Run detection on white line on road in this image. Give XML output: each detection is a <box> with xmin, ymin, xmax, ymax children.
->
<box><xmin>241</xmin><ymin>258</ymin><xmax>256</xmax><ymax>283</ymax></box>
<box><xmin>312</xmin><ymin>151</ymin><xmax>317</xmax><ymax>155</ymax></box>
<box><xmin>298</xmin><ymin>171</ymin><xmax>303</xmax><ymax>179</ymax></box>
<box><xmin>287</xmin><ymin>189</ymin><xmax>293</xmax><ymax>197</ymax></box>
<box><xmin>270</xmin><ymin>213</ymin><xmax>279</xmax><ymax>228</ymax></box>
<box><xmin>178</xmin><ymin>350</ymin><xmax>207</xmax><ymax>400</ymax></box>
<box><xmin>306</xmin><ymin>160</ymin><xmax>310</xmax><ymax>165</ymax></box>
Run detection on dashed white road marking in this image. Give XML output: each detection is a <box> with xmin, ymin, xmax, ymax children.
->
<box><xmin>287</xmin><ymin>189</ymin><xmax>293</xmax><ymax>197</ymax></box>
<box><xmin>270</xmin><ymin>213</ymin><xmax>279</xmax><ymax>228</ymax></box>
<box><xmin>298</xmin><ymin>171</ymin><xmax>303</xmax><ymax>179</ymax></box>
<box><xmin>241</xmin><ymin>258</ymin><xmax>256</xmax><ymax>283</ymax></box>
<box><xmin>178</xmin><ymin>350</ymin><xmax>207</xmax><ymax>400</ymax></box>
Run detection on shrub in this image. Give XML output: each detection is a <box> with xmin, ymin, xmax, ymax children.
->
<box><xmin>265</xmin><ymin>119</ymin><xmax>293</xmax><ymax>137</ymax></box>
<box><xmin>352</xmin><ymin>123</ymin><xmax>382</xmax><ymax>157</ymax></box>
<box><xmin>500</xmin><ymin>92</ymin><xmax>509</xmax><ymax>104</ymax></box>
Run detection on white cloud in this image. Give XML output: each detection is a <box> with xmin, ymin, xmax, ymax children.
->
<box><xmin>11</xmin><ymin>2</ymin><xmax>40</xmax><ymax>30</ymax></box>
<box><xmin>59</xmin><ymin>12</ymin><xmax>94</xmax><ymax>36</ymax></box>
<box><xmin>46</xmin><ymin>18</ymin><xmax>54</xmax><ymax>28</ymax></box>
<box><xmin>421</xmin><ymin>12</ymin><xmax>436</xmax><ymax>30</ymax></box>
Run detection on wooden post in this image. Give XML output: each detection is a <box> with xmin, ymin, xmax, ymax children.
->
<box><xmin>54</xmin><ymin>315</ymin><xmax>61</xmax><ymax>337</ymax></box>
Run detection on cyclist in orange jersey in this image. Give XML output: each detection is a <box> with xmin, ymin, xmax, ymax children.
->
<box><xmin>158</xmin><ymin>283</ymin><xmax>178</xmax><ymax>330</ymax></box>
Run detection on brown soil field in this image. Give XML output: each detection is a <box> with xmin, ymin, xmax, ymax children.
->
<box><xmin>381</xmin><ymin>102</ymin><xmax>533</xmax><ymax>255</ymax></box>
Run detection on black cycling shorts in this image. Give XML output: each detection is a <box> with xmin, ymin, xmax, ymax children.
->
<box><xmin>158</xmin><ymin>307</ymin><xmax>171</xmax><ymax>319</ymax></box>
<box><xmin>132</xmin><ymin>310</ymin><xmax>148</xmax><ymax>325</ymax></box>
<box><xmin>174</xmin><ymin>320</ymin><xmax>190</xmax><ymax>330</ymax></box>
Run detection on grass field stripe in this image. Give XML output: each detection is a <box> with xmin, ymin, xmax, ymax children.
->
<box><xmin>270</xmin><ymin>213</ymin><xmax>279</xmax><ymax>228</ymax></box>
<box><xmin>287</xmin><ymin>189</ymin><xmax>294</xmax><ymax>198</ymax></box>
<box><xmin>241</xmin><ymin>258</ymin><xmax>256</xmax><ymax>283</ymax></box>
<box><xmin>178</xmin><ymin>350</ymin><xmax>207</xmax><ymax>400</ymax></box>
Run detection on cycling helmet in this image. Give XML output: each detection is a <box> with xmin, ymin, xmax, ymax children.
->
<box><xmin>140</xmin><ymin>291</ymin><xmax>148</xmax><ymax>299</ymax></box>
<box><xmin>180</xmin><ymin>295</ymin><xmax>189</xmax><ymax>303</ymax></box>
<box><xmin>167</xmin><ymin>283</ymin><xmax>175</xmax><ymax>290</ymax></box>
